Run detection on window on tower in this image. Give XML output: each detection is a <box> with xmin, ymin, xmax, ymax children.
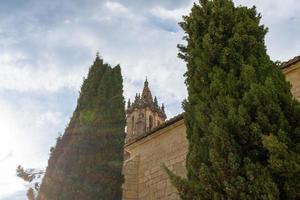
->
<box><xmin>149</xmin><ymin>116</ymin><xmax>153</xmax><ymax>130</ymax></box>
<box><xmin>131</xmin><ymin>116</ymin><xmax>135</xmax><ymax>131</ymax></box>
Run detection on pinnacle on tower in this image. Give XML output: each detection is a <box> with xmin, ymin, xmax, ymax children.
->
<box><xmin>126</xmin><ymin>78</ymin><xmax>167</xmax><ymax>120</ymax></box>
<box><xmin>141</xmin><ymin>78</ymin><xmax>153</xmax><ymax>103</ymax></box>
<box><xmin>127</xmin><ymin>99</ymin><xmax>131</xmax><ymax>108</ymax></box>
<box><xmin>154</xmin><ymin>96</ymin><xmax>158</xmax><ymax>106</ymax></box>
<box><xmin>126</xmin><ymin>78</ymin><xmax>167</xmax><ymax>143</ymax></box>
<box><xmin>162</xmin><ymin>103</ymin><xmax>165</xmax><ymax>113</ymax></box>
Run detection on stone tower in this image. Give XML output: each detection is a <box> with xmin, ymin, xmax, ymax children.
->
<box><xmin>126</xmin><ymin>79</ymin><xmax>167</xmax><ymax>142</ymax></box>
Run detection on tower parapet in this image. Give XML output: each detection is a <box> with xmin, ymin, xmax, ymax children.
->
<box><xmin>126</xmin><ymin>79</ymin><xmax>167</xmax><ymax>143</ymax></box>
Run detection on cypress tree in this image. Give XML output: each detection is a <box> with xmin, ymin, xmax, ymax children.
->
<box><xmin>166</xmin><ymin>0</ymin><xmax>300</xmax><ymax>199</ymax></box>
<box><xmin>37</xmin><ymin>54</ymin><xmax>126</xmax><ymax>200</ymax></box>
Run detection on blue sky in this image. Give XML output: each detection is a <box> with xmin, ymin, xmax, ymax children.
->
<box><xmin>0</xmin><ymin>0</ymin><xmax>299</xmax><ymax>199</ymax></box>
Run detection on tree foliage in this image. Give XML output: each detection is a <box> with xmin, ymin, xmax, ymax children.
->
<box><xmin>37</xmin><ymin>54</ymin><xmax>126</xmax><ymax>200</ymax></box>
<box><xmin>166</xmin><ymin>0</ymin><xmax>300</xmax><ymax>199</ymax></box>
<box><xmin>16</xmin><ymin>165</ymin><xmax>44</xmax><ymax>200</ymax></box>
<box><xmin>16</xmin><ymin>165</ymin><xmax>43</xmax><ymax>183</ymax></box>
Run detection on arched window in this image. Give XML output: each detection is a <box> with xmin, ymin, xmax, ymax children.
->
<box><xmin>149</xmin><ymin>116</ymin><xmax>153</xmax><ymax>130</ymax></box>
<box><xmin>131</xmin><ymin>116</ymin><xmax>135</xmax><ymax>131</ymax></box>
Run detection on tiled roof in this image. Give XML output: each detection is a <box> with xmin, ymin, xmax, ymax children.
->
<box><xmin>125</xmin><ymin>113</ymin><xmax>184</xmax><ymax>146</ymax></box>
<box><xmin>281</xmin><ymin>55</ymin><xmax>300</xmax><ymax>69</ymax></box>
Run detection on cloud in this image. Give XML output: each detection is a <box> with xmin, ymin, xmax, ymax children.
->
<box><xmin>150</xmin><ymin>6</ymin><xmax>189</xmax><ymax>22</ymax></box>
<box><xmin>234</xmin><ymin>0</ymin><xmax>300</xmax><ymax>61</ymax></box>
<box><xmin>0</xmin><ymin>93</ymin><xmax>74</xmax><ymax>199</ymax></box>
<box><xmin>0</xmin><ymin>0</ymin><xmax>182</xmax><ymax>198</ymax></box>
<box><xmin>0</xmin><ymin>0</ymin><xmax>299</xmax><ymax>199</ymax></box>
<box><xmin>114</xmin><ymin>0</ymin><xmax>191</xmax><ymax>10</ymax></box>
<box><xmin>105</xmin><ymin>1</ymin><xmax>128</xmax><ymax>13</ymax></box>
<box><xmin>38</xmin><ymin>111</ymin><xmax>64</xmax><ymax>127</ymax></box>
<box><xmin>235</xmin><ymin>0</ymin><xmax>300</xmax><ymax>21</ymax></box>
<box><xmin>1</xmin><ymin>190</ymin><xmax>27</xmax><ymax>200</ymax></box>
<box><xmin>0</xmin><ymin>53</ymin><xmax>84</xmax><ymax>92</ymax></box>
<box><xmin>0</xmin><ymin>152</ymin><xmax>13</xmax><ymax>163</ymax></box>
<box><xmin>0</xmin><ymin>2</ymin><xmax>190</xmax><ymax>196</ymax></box>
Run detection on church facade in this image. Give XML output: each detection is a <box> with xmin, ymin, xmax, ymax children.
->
<box><xmin>122</xmin><ymin>56</ymin><xmax>300</xmax><ymax>200</ymax></box>
<box><xmin>281</xmin><ymin>55</ymin><xmax>300</xmax><ymax>101</ymax></box>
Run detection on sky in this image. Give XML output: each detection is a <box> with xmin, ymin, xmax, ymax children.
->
<box><xmin>0</xmin><ymin>0</ymin><xmax>299</xmax><ymax>199</ymax></box>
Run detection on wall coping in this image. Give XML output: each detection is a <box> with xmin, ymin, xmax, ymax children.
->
<box><xmin>281</xmin><ymin>55</ymin><xmax>300</xmax><ymax>70</ymax></box>
<box><xmin>125</xmin><ymin>113</ymin><xmax>184</xmax><ymax>147</ymax></box>
<box><xmin>125</xmin><ymin>116</ymin><xmax>185</xmax><ymax>150</ymax></box>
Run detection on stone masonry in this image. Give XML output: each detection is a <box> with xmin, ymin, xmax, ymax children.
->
<box><xmin>122</xmin><ymin>56</ymin><xmax>300</xmax><ymax>200</ymax></box>
<box><xmin>123</xmin><ymin>116</ymin><xmax>186</xmax><ymax>200</ymax></box>
<box><xmin>282</xmin><ymin>55</ymin><xmax>300</xmax><ymax>101</ymax></box>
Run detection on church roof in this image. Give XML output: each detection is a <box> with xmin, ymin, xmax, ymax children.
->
<box><xmin>281</xmin><ymin>55</ymin><xmax>300</xmax><ymax>69</ymax></box>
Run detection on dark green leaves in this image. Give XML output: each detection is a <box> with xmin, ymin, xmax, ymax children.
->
<box><xmin>38</xmin><ymin>55</ymin><xmax>125</xmax><ymax>200</ymax></box>
<box><xmin>168</xmin><ymin>0</ymin><xmax>300</xmax><ymax>199</ymax></box>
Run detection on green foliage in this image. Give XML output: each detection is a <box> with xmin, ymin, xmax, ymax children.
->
<box><xmin>16</xmin><ymin>165</ymin><xmax>43</xmax><ymax>200</ymax></box>
<box><xmin>262</xmin><ymin>135</ymin><xmax>300</xmax><ymax>199</ymax></box>
<box><xmin>37</xmin><ymin>54</ymin><xmax>126</xmax><ymax>200</ymax></box>
<box><xmin>80</xmin><ymin>110</ymin><xmax>96</xmax><ymax>124</ymax></box>
<box><xmin>16</xmin><ymin>165</ymin><xmax>36</xmax><ymax>182</ymax></box>
<box><xmin>16</xmin><ymin>165</ymin><xmax>44</xmax><ymax>183</ymax></box>
<box><xmin>167</xmin><ymin>0</ymin><xmax>300</xmax><ymax>199</ymax></box>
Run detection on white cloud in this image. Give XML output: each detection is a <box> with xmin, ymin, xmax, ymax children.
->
<box><xmin>0</xmin><ymin>53</ymin><xmax>84</xmax><ymax>92</ymax></box>
<box><xmin>113</xmin><ymin>0</ymin><xmax>191</xmax><ymax>11</ymax></box>
<box><xmin>106</xmin><ymin>1</ymin><xmax>128</xmax><ymax>13</ymax></box>
<box><xmin>0</xmin><ymin>0</ymin><xmax>299</xmax><ymax>198</ymax></box>
<box><xmin>37</xmin><ymin>111</ymin><xmax>63</xmax><ymax>127</ymax></box>
<box><xmin>233</xmin><ymin>0</ymin><xmax>300</xmax><ymax>61</ymax></box>
<box><xmin>151</xmin><ymin>6</ymin><xmax>190</xmax><ymax>21</ymax></box>
<box><xmin>234</xmin><ymin>0</ymin><xmax>300</xmax><ymax>22</ymax></box>
<box><xmin>0</xmin><ymin>98</ymin><xmax>69</xmax><ymax>199</ymax></box>
<box><xmin>0</xmin><ymin>101</ymin><xmax>28</xmax><ymax>199</ymax></box>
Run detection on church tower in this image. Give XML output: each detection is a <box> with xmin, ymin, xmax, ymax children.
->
<box><xmin>126</xmin><ymin>79</ymin><xmax>167</xmax><ymax>142</ymax></box>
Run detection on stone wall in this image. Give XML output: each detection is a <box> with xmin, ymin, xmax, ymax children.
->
<box><xmin>123</xmin><ymin>118</ymin><xmax>187</xmax><ymax>200</ymax></box>
<box><xmin>122</xmin><ymin>59</ymin><xmax>300</xmax><ymax>200</ymax></box>
<box><xmin>282</xmin><ymin>60</ymin><xmax>300</xmax><ymax>101</ymax></box>
<box><xmin>122</xmin><ymin>155</ymin><xmax>140</xmax><ymax>200</ymax></box>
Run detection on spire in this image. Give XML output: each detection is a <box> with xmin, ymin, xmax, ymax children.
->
<box><xmin>145</xmin><ymin>76</ymin><xmax>148</xmax><ymax>86</ymax></box>
<box><xmin>135</xmin><ymin>93</ymin><xmax>138</xmax><ymax>100</ymax></box>
<box><xmin>126</xmin><ymin>78</ymin><xmax>166</xmax><ymax>120</ymax></box>
<box><xmin>141</xmin><ymin>78</ymin><xmax>153</xmax><ymax>103</ymax></box>
<box><xmin>127</xmin><ymin>99</ymin><xmax>131</xmax><ymax>108</ymax></box>
<box><xmin>154</xmin><ymin>96</ymin><xmax>158</xmax><ymax>106</ymax></box>
<box><xmin>162</xmin><ymin>103</ymin><xmax>165</xmax><ymax>113</ymax></box>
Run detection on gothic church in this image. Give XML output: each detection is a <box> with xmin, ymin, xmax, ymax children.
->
<box><xmin>122</xmin><ymin>56</ymin><xmax>300</xmax><ymax>200</ymax></box>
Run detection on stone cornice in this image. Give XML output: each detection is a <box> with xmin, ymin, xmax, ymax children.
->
<box><xmin>281</xmin><ymin>55</ymin><xmax>300</xmax><ymax>70</ymax></box>
<box><xmin>125</xmin><ymin>113</ymin><xmax>184</xmax><ymax>147</ymax></box>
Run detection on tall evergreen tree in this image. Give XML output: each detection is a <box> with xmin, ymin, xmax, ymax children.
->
<box><xmin>37</xmin><ymin>54</ymin><xmax>126</xmax><ymax>200</ymax></box>
<box><xmin>166</xmin><ymin>0</ymin><xmax>300</xmax><ymax>199</ymax></box>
